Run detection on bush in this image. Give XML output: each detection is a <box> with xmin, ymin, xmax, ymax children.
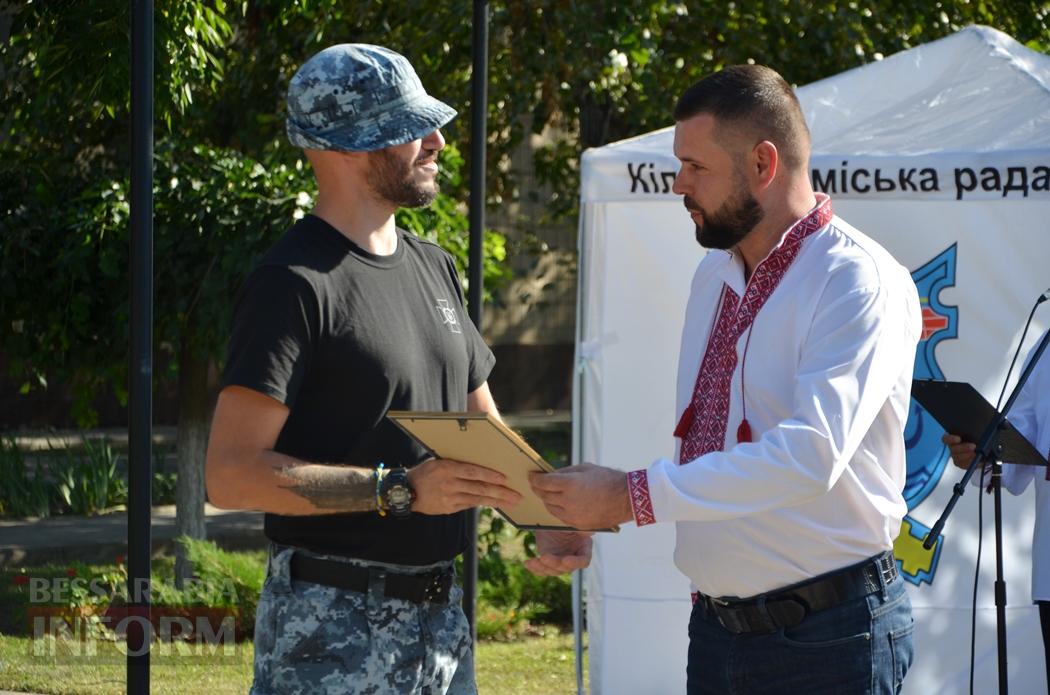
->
<box><xmin>0</xmin><ymin>437</ymin><xmax>52</xmax><ymax>518</ymax></box>
<box><xmin>464</xmin><ymin>509</ymin><xmax>575</xmax><ymax>639</ymax></box>
<box><xmin>51</xmin><ymin>438</ymin><xmax>127</xmax><ymax>516</ymax></box>
<box><xmin>164</xmin><ymin>536</ymin><xmax>266</xmax><ymax>638</ymax></box>
<box><xmin>152</xmin><ymin>472</ymin><xmax>178</xmax><ymax>506</ymax></box>
<box><xmin>2</xmin><ymin>540</ymin><xmax>268</xmax><ymax>642</ymax></box>
<box><xmin>2</xmin><ymin>531</ymin><xmax>573</xmax><ymax>643</ymax></box>
<box><xmin>0</xmin><ymin>437</ymin><xmax>184</xmax><ymax>518</ymax></box>
<box><xmin>1</xmin><ymin>558</ymin><xmax>126</xmax><ymax>638</ymax></box>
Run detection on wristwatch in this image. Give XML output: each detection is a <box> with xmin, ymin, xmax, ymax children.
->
<box><xmin>380</xmin><ymin>467</ymin><xmax>415</xmax><ymax>518</ymax></box>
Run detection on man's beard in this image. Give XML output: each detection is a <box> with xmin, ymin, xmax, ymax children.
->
<box><xmin>367</xmin><ymin>148</ymin><xmax>439</xmax><ymax>208</ymax></box>
<box><xmin>687</xmin><ymin>187</ymin><xmax>764</xmax><ymax>250</ymax></box>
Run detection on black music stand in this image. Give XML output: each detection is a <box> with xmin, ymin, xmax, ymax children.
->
<box><xmin>913</xmin><ymin>378</ymin><xmax>1049</xmax><ymax>694</ymax></box>
<box><xmin>912</xmin><ymin>381</ymin><xmax>1046</xmax><ymax>467</ymax></box>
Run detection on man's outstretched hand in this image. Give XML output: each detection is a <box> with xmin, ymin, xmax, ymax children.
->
<box><xmin>524</xmin><ymin>530</ymin><xmax>593</xmax><ymax>576</ymax></box>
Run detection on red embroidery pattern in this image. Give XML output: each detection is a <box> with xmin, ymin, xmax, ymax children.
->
<box><xmin>678</xmin><ymin>197</ymin><xmax>833</xmax><ymax>463</ymax></box>
<box><xmin>627</xmin><ymin>470</ymin><xmax>656</xmax><ymax>527</ymax></box>
<box><xmin>678</xmin><ymin>286</ymin><xmax>740</xmax><ymax>462</ymax></box>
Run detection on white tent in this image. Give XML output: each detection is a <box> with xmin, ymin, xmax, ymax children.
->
<box><xmin>575</xmin><ymin>25</ymin><xmax>1050</xmax><ymax>694</ymax></box>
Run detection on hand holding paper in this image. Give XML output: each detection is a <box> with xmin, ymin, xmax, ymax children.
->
<box><xmin>408</xmin><ymin>457</ymin><xmax>522</xmax><ymax>515</ymax></box>
<box><xmin>528</xmin><ymin>463</ymin><xmax>633</xmax><ymax>531</ymax></box>
<box><xmin>388</xmin><ymin>411</ymin><xmax>618</xmax><ymax>530</ymax></box>
<box><xmin>940</xmin><ymin>433</ymin><xmax>977</xmax><ymax>470</ymax></box>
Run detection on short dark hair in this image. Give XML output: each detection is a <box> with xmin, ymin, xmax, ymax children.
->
<box><xmin>673</xmin><ymin>65</ymin><xmax>810</xmax><ymax>171</ymax></box>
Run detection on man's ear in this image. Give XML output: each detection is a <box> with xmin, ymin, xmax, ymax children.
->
<box><xmin>750</xmin><ymin>140</ymin><xmax>779</xmax><ymax>190</ymax></box>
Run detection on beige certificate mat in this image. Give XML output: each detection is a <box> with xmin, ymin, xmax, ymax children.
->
<box><xmin>387</xmin><ymin>411</ymin><xmax>613</xmax><ymax>531</ymax></box>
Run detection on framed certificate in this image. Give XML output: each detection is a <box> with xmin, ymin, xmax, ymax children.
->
<box><xmin>387</xmin><ymin>411</ymin><xmax>616</xmax><ymax>532</ymax></box>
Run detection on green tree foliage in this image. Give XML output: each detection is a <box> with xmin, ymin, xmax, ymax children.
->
<box><xmin>491</xmin><ymin>0</ymin><xmax>1048</xmax><ymax>218</ymax></box>
<box><xmin>0</xmin><ymin>0</ymin><xmax>238</xmax><ymax>420</ymax></box>
<box><xmin>0</xmin><ymin>0</ymin><xmax>509</xmax><ymax>579</ymax></box>
<box><xmin>0</xmin><ymin>0</ymin><xmax>509</xmax><ymax>423</ymax></box>
<box><xmin>0</xmin><ymin>1</ymin><xmax>1044</xmax><ymax>530</ymax></box>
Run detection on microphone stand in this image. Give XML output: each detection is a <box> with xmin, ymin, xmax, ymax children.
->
<box><xmin>925</xmin><ymin>326</ymin><xmax>1050</xmax><ymax>694</ymax></box>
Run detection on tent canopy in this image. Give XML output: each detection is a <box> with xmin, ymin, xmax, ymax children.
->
<box><xmin>804</xmin><ymin>25</ymin><xmax>1050</xmax><ymax>155</ymax></box>
<box><xmin>582</xmin><ymin>25</ymin><xmax>1050</xmax><ymax>203</ymax></box>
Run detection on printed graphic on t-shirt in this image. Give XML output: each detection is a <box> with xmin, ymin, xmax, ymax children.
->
<box><xmin>435</xmin><ymin>299</ymin><xmax>462</xmax><ymax>334</ymax></box>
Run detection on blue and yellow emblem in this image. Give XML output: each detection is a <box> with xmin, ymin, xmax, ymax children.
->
<box><xmin>894</xmin><ymin>245</ymin><xmax>958</xmax><ymax>586</ymax></box>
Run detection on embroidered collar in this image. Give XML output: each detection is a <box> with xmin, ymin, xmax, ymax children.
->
<box><xmin>718</xmin><ymin>193</ymin><xmax>833</xmax><ymax>293</ymax></box>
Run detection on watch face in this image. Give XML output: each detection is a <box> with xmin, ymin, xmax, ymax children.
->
<box><xmin>382</xmin><ymin>468</ymin><xmax>414</xmax><ymax>517</ymax></box>
<box><xmin>387</xmin><ymin>485</ymin><xmax>412</xmax><ymax>507</ymax></box>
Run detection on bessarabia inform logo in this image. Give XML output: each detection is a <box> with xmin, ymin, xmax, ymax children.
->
<box><xmin>11</xmin><ymin>564</ymin><xmax>243</xmax><ymax>663</ymax></box>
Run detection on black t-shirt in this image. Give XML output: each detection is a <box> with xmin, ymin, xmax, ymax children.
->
<box><xmin>221</xmin><ymin>214</ymin><xmax>495</xmax><ymax>565</ymax></box>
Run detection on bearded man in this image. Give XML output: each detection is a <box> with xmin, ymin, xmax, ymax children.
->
<box><xmin>205</xmin><ymin>44</ymin><xmax>520</xmax><ymax>695</ymax></box>
<box><xmin>527</xmin><ymin>65</ymin><xmax>921</xmax><ymax>694</ymax></box>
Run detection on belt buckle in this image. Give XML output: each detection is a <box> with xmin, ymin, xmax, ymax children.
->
<box><xmin>705</xmin><ymin>596</ymin><xmax>750</xmax><ymax>635</ymax></box>
<box><xmin>882</xmin><ymin>554</ymin><xmax>898</xmax><ymax>583</ymax></box>
<box><xmin>715</xmin><ymin>607</ymin><xmax>748</xmax><ymax>635</ymax></box>
<box><xmin>423</xmin><ymin>570</ymin><xmax>452</xmax><ymax>603</ymax></box>
<box><xmin>709</xmin><ymin>595</ymin><xmax>805</xmax><ymax>635</ymax></box>
<box><xmin>868</xmin><ymin>552</ymin><xmax>898</xmax><ymax>588</ymax></box>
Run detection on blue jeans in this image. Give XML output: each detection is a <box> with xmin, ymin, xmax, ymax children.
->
<box><xmin>686</xmin><ymin>567</ymin><xmax>914</xmax><ymax>694</ymax></box>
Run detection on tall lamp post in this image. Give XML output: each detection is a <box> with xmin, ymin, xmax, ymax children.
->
<box><xmin>128</xmin><ymin>0</ymin><xmax>154</xmax><ymax>692</ymax></box>
<box><xmin>464</xmin><ymin>0</ymin><xmax>489</xmax><ymax>643</ymax></box>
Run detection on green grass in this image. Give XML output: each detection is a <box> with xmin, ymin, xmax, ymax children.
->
<box><xmin>0</xmin><ymin>631</ymin><xmax>587</xmax><ymax>694</ymax></box>
<box><xmin>477</xmin><ymin>629</ymin><xmax>588</xmax><ymax>695</ymax></box>
<box><xmin>0</xmin><ymin>634</ymin><xmax>252</xmax><ymax>695</ymax></box>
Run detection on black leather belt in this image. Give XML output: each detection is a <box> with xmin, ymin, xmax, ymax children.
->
<box><xmin>289</xmin><ymin>553</ymin><xmax>454</xmax><ymax>604</ymax></box>
<box><xmin>694</xmin><ymin>552</ymin><xmax>898</xmax><ymax>635</ymax></box>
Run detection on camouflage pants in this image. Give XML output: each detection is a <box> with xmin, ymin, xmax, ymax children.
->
<box><xmin>250</xmin><ymin>546</ymin><xmax>475</xmax><ymax>695</ymax></box>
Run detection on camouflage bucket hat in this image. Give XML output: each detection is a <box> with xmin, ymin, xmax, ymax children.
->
<box><xmin>286</xmin><ymin>44</ymin><xmax>457</xmax><ymax>152</ymax></box>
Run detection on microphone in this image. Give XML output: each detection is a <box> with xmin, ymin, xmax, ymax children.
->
<box><xmin>995</xmin><ymin>287</ymin><xmax>1050</xmax><ymax>410</ymax></box>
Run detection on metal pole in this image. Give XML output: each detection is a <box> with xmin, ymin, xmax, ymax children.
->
<box><xmin>572</xmin><ymin>569</ymin><xmax>584</xmax><ymax>693</ymax></box>
<box><xmin>464</xmin><ymin>0</ymin><xmax>489</xmax><ymax>645</ymax></box>
<box><xmin>128</xmin><ymin>0</ymin><xmax>154</xmax><ymax>691</ymax></box>
<box><xmin>992</xmin><ymin>467</ymin><xmax>1008</xmax><ymax>694</ymax></box>
<box><xmin>571</xmin><ymin>206</ymin><xmax>591</xmax><ymax>693</ymax></box>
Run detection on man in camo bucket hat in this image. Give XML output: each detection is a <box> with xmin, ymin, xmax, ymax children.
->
<box><xmin>205</xmin><ymin>44</ymin><xmax>522</xmax><ymax>695</ymax></box>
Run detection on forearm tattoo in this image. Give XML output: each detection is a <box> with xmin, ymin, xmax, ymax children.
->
<box><xmin>275</xmin><ymin>463</ymin><xmax>377</xmax><ymax>512</ymax></box>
